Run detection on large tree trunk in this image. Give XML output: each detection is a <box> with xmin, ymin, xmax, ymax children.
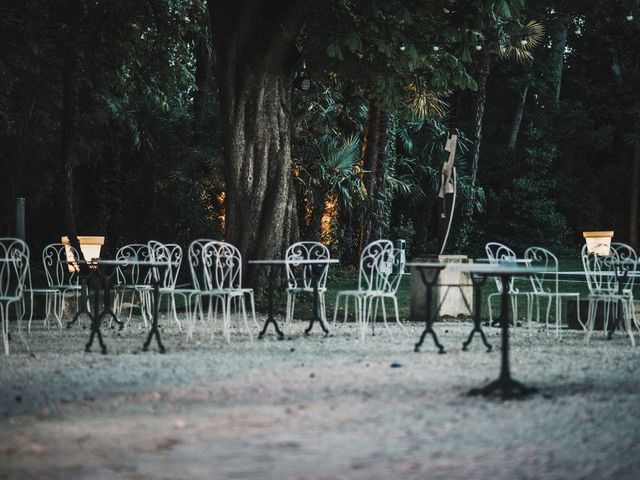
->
<box><xmin>507</xmin><ymin>84</ymin><xmax>529</xmax><ymax>149</ymax></box>
<box><xmin>361</xmin><ymin>104</ymin><xmax>391</xmax><ymax>246</ymax></box>
<box><xmin>549</xmin><ymin>15</ymin><xmax>570</xmax><ymax>105</ymax></box>
<box><xmin>630</xmin><ymin>145</ymin><xmax>640</xmax><ymax>250</ymax></box>
<box><xmin>470</xmin><ymin>48</ymin><xmax>492</xmax><ymax>188</ymax></box>
<box><xmin>208</xmin><ymin>1</ymin><xmax>305</xmax><ymax>282</ymax></box>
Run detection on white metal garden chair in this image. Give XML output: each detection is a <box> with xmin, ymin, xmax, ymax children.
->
<box><xmin>0</xmin><ymin>238</ymin><xmax>31</xmax><ymax>355</ymax></box>
<box><xmin>368</xmin><ymin>246</ymin><xmax>406</xmax><ymax>334</ymax></box>
<box><xmin>193</xmin><ymin>240</ymin><xmax>256</xmax><ymax>342</ymax></box>
<box><xmin>332</xmin><ymin>239</ymin><xmax>395</xmax><ymax>340</ymax></box>
<box><xmin>42</xmin><ymin>243</ymin><xmax>82</xmax><ymax>324</ymax></box>
<box><xmin>485</xmin><ymin>242</ymin><xmax>532</xmax><ymax>327</ymax></box>
<box><xmin>284</xmin><ymin>241</ymin><xmax>331</xmax><ymax>324</ymax></box>
<box><xmin>147</xmin><ymin>240</ymin><xmax>190</xmax><ymax>331</ymax></box>
<box><xmin>524</xmin><ymin>246</ymin><xmax>582</xmax><ymax>336</ymax></box>
<box><xmin>24</xmin><ymin>261</ymin><xmax>58</xmax><ymax>332</ymax></box>
<box><xmin>582</xmin><ymin>243</ymin><xmax>636</xmax><ymax>345</ymax></box>
<box><xmin>114</xmin><ymin>243</ymin><xmax>152</xmax><ymax>328</ymax></box>
<box><xmin>186</xmin><ymin>238</ymin><xmax>218</xmax><ymax>338</ymax></box>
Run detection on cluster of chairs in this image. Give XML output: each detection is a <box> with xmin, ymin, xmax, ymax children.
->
<box><xmin>485</xmin><ymin>241</ymin><xmax>639</xmax><ymax>344</ymax></box>
<box><xmin>0</xmin><ymin>237</ymin><xmax>407</xmax><ymax>354</ymax></box>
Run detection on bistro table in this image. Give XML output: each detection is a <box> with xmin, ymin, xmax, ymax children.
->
<box><xmin>68</xmin><ymin>259</ymin><xmax>171</xmax><ymax>354</ymax></box>
<box><xmin>406</xmin><ymin>262</ymin><xmax>447</xmax><ymax>353</ymax></box>
<box><xmin>449</xmin><ymin>262</ymin><xmax>550</xmax><ymax>399</ymax></box>
<box><xmin>249</xmin><ymin>258</ymin><xmax>339</xmax><ymax>339</ymax></box>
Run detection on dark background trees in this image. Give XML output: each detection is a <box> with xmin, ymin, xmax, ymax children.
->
<box><xmin>0</xmin><ymin>0</ymin><xmax>638</xmax><ymax>266</ymax></box>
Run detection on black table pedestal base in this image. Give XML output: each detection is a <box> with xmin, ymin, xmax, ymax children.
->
<box><xmin>462</xmin><ymin>275</ymin><xmax>492</xmax><ymax>352</ymax></box>
<box><xmin>257</xmin><ymin>266</ymin><xmax>286</xmax><ymax>340</ymax></box>
<box><xmin>304</xmin><ymin>317</ymin><xmax>329</xmax><ymax>337</ymax></box>
<box><xmin>414</xmin><ymin>327</ymin><xmax>445</xmax><ymax>354</ymax></box>
<box><xmin>469</xmin><ymin>375</ymin><xmax>537</xmax><ymax>399</ymax></box>
<box><xmin>469</xmin><ymin>273</ymin><xmax>537</xmax><ymax>400</ymax></box>
<box><xmin>142</xmin><ymin>328</ymin><xmax>165</xmax><ymax>353</ymax></box>
<box><xmin>258</xmin><ymin>317</ymin><xmax>285</xmax><ymax>340</ymax></box>
<box><xmin>142</xmin><ymin>283</ymin><xmax>166</xmax><ymax>353</ymax></box>
<box><xmin>413</xmin><ymin>266</ymin><xmax>446</xmax><ymax>354</ymax></box>
<box><xmin>85</xmin><ymin>314</ymin><xmax>107</xmax><ymax>354</ymax></box>
<box><xmin>462</xmin><ymin>327</ymin><xmax>492</xmax><ymax>352</ymax></box>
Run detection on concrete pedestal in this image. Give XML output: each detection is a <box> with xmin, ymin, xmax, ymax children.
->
<box><xmin>410</xmin><ymin>255</ymin><xmax>473</xmax><ymax>322</ymax></box>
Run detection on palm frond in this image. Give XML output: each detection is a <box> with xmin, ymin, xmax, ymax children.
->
<box><xmin>499</xmin><ymin>19</ymin><xmax>545</xmax><ymax>63</ymax></box>
<box><xmin>405</xmin><ymin>80</ymin><xmax>450</xmax><ymax>119</ymax></box>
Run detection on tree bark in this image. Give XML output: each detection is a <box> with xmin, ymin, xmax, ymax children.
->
<box><xmin>208</xmin><ymin>1</ymin><xmax>305</xmax><ymax>282</ymax></box>
<box><xmin>630</xmin><ymin>145</ymin><xmax>639</xmax><ymax>250</ymax></box>
<box><xmin>59</xmin><ymin>3</ymin><xmax>87</xmax><ymax>269</ymax></box>
<box><xmin>549</xmin><ymin>15</ymin><xmax>570</xmax><ymax>105</ymax></box>
<box><xmin>507</xmin><ymin>84</ymin><xmax>529</xmax><ymax>149</ymax></box>
<box><xmin>372</xmin><ymin>109</ymin><xmax>391</xmax><ymax>239</ymax></box>
<box><xmin>470</xmin><ymin>48</ymin><xmax>491</xmax><ymax>188</ymax></box>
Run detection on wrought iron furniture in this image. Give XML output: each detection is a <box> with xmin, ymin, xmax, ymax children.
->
<box><xmin>485</xmin><ymin>242</ymin><xmax>532</xmax><ymax>326</ymax></box>
<box><xmin>251</xmin><ymin>256</ymin><xmax>339</xmax><ymax>338</ymax></box>
<box><xmin>248</xmin><ymin>259</ymin><xmax>287</xmax><ymax>340</ymax></box>
<box><xmin>284</xmin><ymin>241</ymin><xmax>331</xmax><ymax>325</ymax></box>
<box><xmin>582</xmin><ymin>243</ymin><xmax>636</xmax><ymax>345</ymax></box>
<box><xmin>524</xmin><ymin>246</ymin><xmax>583</xmax><ymax>336</ymax></box>
<box><xmin>147</xmin><ymin>240</ymin><xmax>188</xmax><ymax>331</ymax></box>
<box><xmin>406</xmin><ymin>261</ymin><xmax>447</xmax><ymax>353</ymax></box>
<box><xmin>451</xmin><ymin>262</ymin><xmax>546</xmax><ymax>399</ymax></box>
<box><xmin>114</xmin><ymin>243</ymin><xmax>152</xmax><ymax>328</ymax></box>
<box><xmin>24</xmin><ymin>264</ymin><xmax>59</xmax><ymax>331</ymax></box>
<box><xmin>368</xmin><ymin>246</ymin><xmax>406</xmax><ymax>334</ymax></box>
<box><xmin>186</xmin><ymin>238</ymin><xmax>214</xmax><ymax>339</ymax></box>
<box><xmin>194</xmin><ymin>241</ymin><xmax>256</xmax><ymax>343</ymax></box>
<box><xmin>332</xmin><ymin>239</ymin><xmax>395</xmax><ymax>340</ymax></box>
<box><xmin>0</xmin><ymin>238</ymin><xmax>30</xmax><ymax>355</ymax></box>
<box><xmin>42</xmin><ymin>243</ymin><xmax>82</xmax><ymax>324</ymax></box>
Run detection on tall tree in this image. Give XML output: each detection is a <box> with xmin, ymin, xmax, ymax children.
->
<box><xmin>207</xmin><ymin>1</ymin><xmax>305</xmax><ymax>273</ymax></box>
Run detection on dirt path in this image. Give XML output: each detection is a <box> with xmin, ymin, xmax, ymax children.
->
<box><xmin>1</xmin><ymin>321</ymin><xmax>639</xmax><ymax>479</ymax></box>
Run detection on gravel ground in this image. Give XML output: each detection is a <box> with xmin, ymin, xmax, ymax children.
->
<box><xmin>1</xmin><ymin>315</ymin><xmax>640</xmax><ymax>480</ymax></box>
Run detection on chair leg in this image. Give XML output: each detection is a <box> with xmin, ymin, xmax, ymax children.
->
<box><xmin>240</xmin><ymin>295</ymin><xmax>253</xmax><ymax>341</ymax></box>
<box><xmin>332</xmin><ymin>294</ymin><xmax>342</xmax><ymax>329</ymax></box>
<box><xmin>585</xmin><ymin>299</ymin><xmax>596</xmax><ymax>343</ymax></box>
<box><xmin>358</xmin><ymin>297</ymin><xmax>368</xmax><ymax>341</ymax></box>
<box><xmin>248</xmin><ymin>292</ymin><xmax>258</xmax><ymax>330</ymax></box>
<box><xmin>392</xmin><ymin>297</ymin><xmax>402</xmax><ymax>329</ymax></box>
<box><xmin>575</xmin><ymin>295</ymin><xmax>586</xmax><ymax>330</ymax></box>
<box><xmin>544</xmin><ymin>296</ymin><xmax>552</xmax><ymax>334</ymax></box>
<box><xmin>223</xmin><ymin>297</ymin><xmax>231</xmax><ymax>343</ymax></box>
<box><xmin>623</xmin><ymin>300</ymin><xmax>635</xmax><ymax>346</ymax></box>
<box><xmin>1</xmin><ymin>305</ymin><xmax>9</xmax><ymax>355</ymax></box>
<box><xmin>380</xmin><ymin>299</ymin><xmax>391</xmax><ymax>335</ymax></box>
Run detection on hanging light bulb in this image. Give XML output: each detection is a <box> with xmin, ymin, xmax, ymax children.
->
<box><xmin>475</xmin><ymin>44</ymin><xmax>482</xmax><ymax>51</ymax></box>
<box><xmin>399</xmin><ymin>44</ymin><xmax>406</xmax><ymax>51</ymax></box>
<box><xmin>520</xmin><ymin>35</ymin><xmax>529</xmax><ymax>46</ymax></box>
<box><xmin>626</xmin><ymin>12</ymin><xmax>634</xmax><ymax>21</ymax></box>
<box><xmin>432</xmin><ymin>45</ymin><xmax>440</xmax><ymax>52</ymax></box>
